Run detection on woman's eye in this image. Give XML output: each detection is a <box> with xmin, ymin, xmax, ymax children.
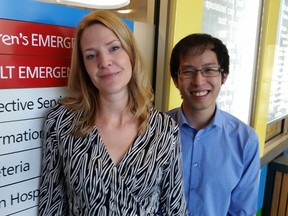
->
<box><xmin>111</xmin><ymin>45</ymin><xmax>120</xmax><ymax>52</ymax></box>
<box><xmin>85</xmin><ymin>53</ymin><xmax>96</xmax><ymax>60</ymax></box>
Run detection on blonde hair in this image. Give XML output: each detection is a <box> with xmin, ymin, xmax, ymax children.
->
<box><xmin>61</xmin><ymin>11</ymin><xmax>154</xmax><ymax>136</ymax></box>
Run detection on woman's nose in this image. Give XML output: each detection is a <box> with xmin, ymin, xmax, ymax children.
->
<box><xmin>98</xmin><ymin>53</ymin><xmax>112</xmax><ymax>68</ymax></box>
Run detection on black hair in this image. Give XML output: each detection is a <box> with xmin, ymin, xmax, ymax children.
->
<box><xmin>170</xmin><ymin>33</ymin><xmax>230</xmax><ymax>80</ymax></box>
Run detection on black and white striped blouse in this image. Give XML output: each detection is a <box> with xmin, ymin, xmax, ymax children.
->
<box><xmin>38</xmin><ymin>104</ymin><xmax>187</xmax><ymax>216</ymax></box>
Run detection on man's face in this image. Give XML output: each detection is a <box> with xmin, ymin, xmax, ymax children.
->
<box><xmin>174</xmin><ymin>49</ymin><xmax>228</xmax><ymax>114</ymax></box>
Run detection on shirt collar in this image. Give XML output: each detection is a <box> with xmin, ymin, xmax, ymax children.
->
<box><xmin>177</xmin><ymin>105</ymin><xmax>223</xmax><ymax>129</ymax></box>
<box><xmin>210</xmin><ymin>106</ymin><xmax>223</xmax><ymax>129</ymax></box>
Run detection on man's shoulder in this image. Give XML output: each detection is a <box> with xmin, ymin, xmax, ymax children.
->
<box><xmin>165</xmin><ymin>107</ymin><xmax>180</xmax><ymax>121</ymax></box>
<box><xmin>219</xmin><ymin>109</ymin><xmax>257</xmax><ymax>135</ymax></box>
<box><xmin>165</xmin><ymin>107</ymin><xmax>179</xmax><ymax>116</ymax></box>
<box><xmin>220</xmin><ymin>110</ymin><xmax>248</xmax><ymax>126</ymax></box>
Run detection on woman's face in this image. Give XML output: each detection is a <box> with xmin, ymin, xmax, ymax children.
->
<box><xmin>80</xmin><ymin>23</ymin><xmax>132</xmax><ymax>97</ymax></box>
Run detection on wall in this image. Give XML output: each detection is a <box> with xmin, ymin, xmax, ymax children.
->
<box><xmin>0</xmin><ymin>1</ymin><xmax>154</xmax><ymax>215</ymax></box>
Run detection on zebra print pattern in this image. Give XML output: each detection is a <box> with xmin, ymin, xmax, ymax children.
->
<box><xmin>38</xmin><ymin>104</ymin><xmax>187</xmax><ymax>215</ymax></box>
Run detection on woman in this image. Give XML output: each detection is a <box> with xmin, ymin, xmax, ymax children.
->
<box><xmin>38</xmin><ymin>11</ymin><xmax>187</xmax><ymax>215</ymax></box>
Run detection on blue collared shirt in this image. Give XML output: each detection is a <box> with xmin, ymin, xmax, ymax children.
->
<box><xmin>166</xmin><ymin>106</ymin><xmax>260</xmax><ymax>216</ymax></box>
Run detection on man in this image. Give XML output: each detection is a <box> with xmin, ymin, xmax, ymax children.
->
<box><xmin>167</xmin><ymin>33</ymin><xmax>260</xmax><ymax>216</ymax></box>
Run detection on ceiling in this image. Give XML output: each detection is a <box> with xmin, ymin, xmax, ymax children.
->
<box><xmin>39</xmin><ymin>0</ymin><xmax>151</xmax><ymax>23</ymax></box>
<box><xmin>110</xmin><ymin>0</ymin><xmax>149</xmax><ymax>23</ymax></box>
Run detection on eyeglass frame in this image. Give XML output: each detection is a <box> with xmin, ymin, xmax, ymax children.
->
<box><xmin>178</xmin><ymin>67</ymin><xmax>224</xmax><ymax>79</ymax></box>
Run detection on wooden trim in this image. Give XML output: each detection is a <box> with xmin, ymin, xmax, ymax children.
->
<box><xmin>278</xmin><ymin>174</ymin><xmax>288</xmax><ymax>216</ymax></box>
<box><xmin>270</xmin><ymin>171</ymin><xmax>282</xmax><ymax>215</ymax></box>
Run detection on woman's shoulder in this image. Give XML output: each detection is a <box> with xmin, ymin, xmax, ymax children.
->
<box><xmin>45</xmin><ymin>102</ymin><xmax>79</xmax><ymax>122</ymax></box>
<box><xmin>149</xmin><ymin>109</ymin><xmax>178</xmax><ymax>128</ymax></box>
<box><xmin>43</xmin><ymin>103</ymin><xmax>82</xmax><ymax>133</ymax></box>
<box><xmin>46</xmin><ymin>103</ymin><xmax>67</xmax><ymax>116</ymax></box>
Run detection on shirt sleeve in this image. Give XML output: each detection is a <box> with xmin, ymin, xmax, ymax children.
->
<box><xmin>160</xmin><ymin>124</ymin><xmax>188</xmax><ymax>216</ymax></box>
<box><xmin>228</xmin><ymin>130</ymin><xmax>260</xmax><ymax>216</ymax></box>
<box><xmin>38</xmin><ymin>115</ymin><xmax>68</xmax><ymax>216</ymax></box>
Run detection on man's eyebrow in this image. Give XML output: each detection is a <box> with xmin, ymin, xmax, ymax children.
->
<box><xmin>181</xmin><ymin>63</ymin><xmax>218</xmax><ymax>68</ymax></box>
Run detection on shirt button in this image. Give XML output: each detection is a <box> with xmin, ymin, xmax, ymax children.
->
<box><xmin>193</xmin><ymin>162</ymin><xmax>198</xmax><ymax>166</ymax></box>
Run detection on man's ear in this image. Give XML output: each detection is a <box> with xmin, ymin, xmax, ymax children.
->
<box><xmin>221</xmin><ymin>73</ymin><xmax>228</xmax><ymax>84</ymax></box>
<box><xmin>173</xmin><ymin>78</ymin><xmax>179</xmax><ymax>88</ymax></box>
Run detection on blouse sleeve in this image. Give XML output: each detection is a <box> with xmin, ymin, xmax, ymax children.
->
<box><xmin>160</xmin><ymin>122</ymin><xmax>187</xmax><ymax>216</ymax></box>
<box><xmin>38</xmin><ymin>112</ymin><xmax>68</xmax><ymax>216</ymax></box>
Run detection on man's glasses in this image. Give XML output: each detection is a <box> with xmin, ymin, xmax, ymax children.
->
<box><xmin>178</xmin><ymin>67</ymin><xmax>224</xmax><ymax>79</ymax></box>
